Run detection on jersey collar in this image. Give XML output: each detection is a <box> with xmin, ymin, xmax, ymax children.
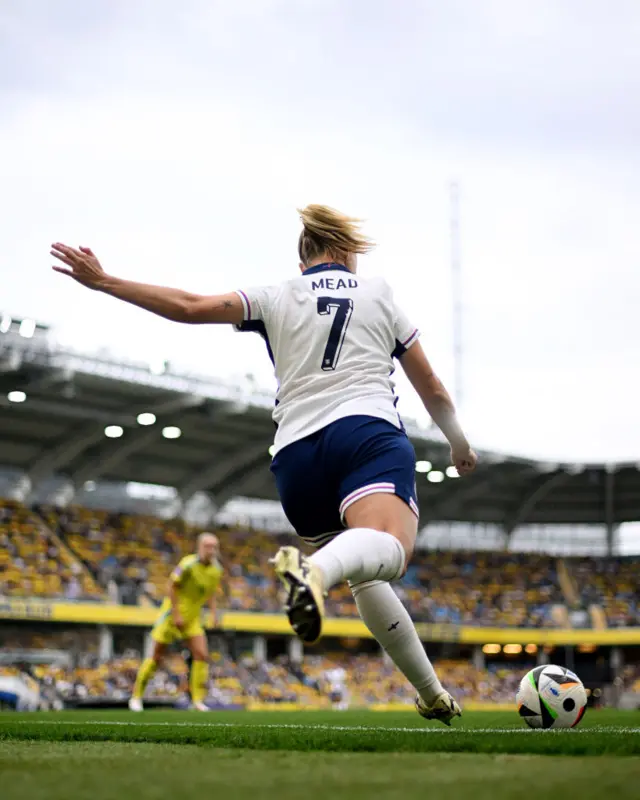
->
<box><xmin>303</xmin><ymin>262</ymin><xmax>351</xmax><ymax>275</ymax></box>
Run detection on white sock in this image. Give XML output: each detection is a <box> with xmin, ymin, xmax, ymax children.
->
<box><xmin>309</xmin><ymin>528</ymin><xmax>404</xmax><ymax>591</ymax></box>
<box><xmin>351</xmin><ymin>579</ymin><xmax>444</xmax><ymax>705</ymax></box>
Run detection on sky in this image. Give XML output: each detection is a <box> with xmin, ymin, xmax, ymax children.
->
<box><xmin>1</xmin><ymin>0</ymin><xmax>639</xmax><ymax>462</ymax></box>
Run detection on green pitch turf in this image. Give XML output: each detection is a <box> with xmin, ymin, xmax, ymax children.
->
<box><xmin>1</xmin><ymin>710</ymin><xmax>639</xmax><ymax>800</ymax></box>
<box><xmin>1</xmin><ymin>709</ymin><xmax>639</xmax><ymax>755</ymax></box>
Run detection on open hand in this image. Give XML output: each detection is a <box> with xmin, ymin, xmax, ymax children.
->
<box><xmin>51</xmin><ymin>243</ymin><xmax>108</xmax><ymax>290</ymax></box>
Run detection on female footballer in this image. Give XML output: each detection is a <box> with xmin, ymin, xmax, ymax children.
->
<box><xmin>52</xmin><ymin>204</ymin><xmax>477</xmax><ymax>725</ymax></box>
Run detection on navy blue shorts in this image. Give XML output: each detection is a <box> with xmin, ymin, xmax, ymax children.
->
<box><xmin>270</xmin><ymin>415</ymin><xmax>419</xmax><ymax>547</ymax></box>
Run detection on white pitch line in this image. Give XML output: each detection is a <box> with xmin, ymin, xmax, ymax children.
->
<box><xmin>2</xmin><ymin>720</ymin><xmax>639</xmax><ymax>735</ymax></box>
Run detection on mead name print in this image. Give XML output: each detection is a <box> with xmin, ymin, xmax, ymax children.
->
<box><xmin>311</xmin><ymin>277</ymin><xmax>358</xmax><ymax>291</ymax></box>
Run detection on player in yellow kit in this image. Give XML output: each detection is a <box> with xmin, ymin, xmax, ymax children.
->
<box><xmin>129</xmin><ymin>532</ymin><xmax>222</xmax><ymax>712</ymax></box>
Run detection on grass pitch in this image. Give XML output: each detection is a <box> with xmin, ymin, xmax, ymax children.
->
<box><xmin>1</xmin><ymin>710</ymin><xmax>639</xmax><ymax>800</ymax></box>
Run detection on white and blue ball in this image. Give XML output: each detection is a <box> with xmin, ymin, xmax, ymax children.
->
<box><xmin>516</xmin><ymin>665</ymin><xmax>587</xmax><ymax>729</ymax></box>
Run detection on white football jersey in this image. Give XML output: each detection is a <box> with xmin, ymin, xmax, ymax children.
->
<box><xmin>236</xmin><ymin>263</ymin><xmax>419</xmax><ymax>455</ymax></box>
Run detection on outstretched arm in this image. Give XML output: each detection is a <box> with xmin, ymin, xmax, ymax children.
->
<box><xmin>399</xmin><ymin>341</ymin><xmax>477</xmax><ymax>475</ymax></box>
<box><xmin>51</xmin><ymin>243</ymin><xmax>244</xmax><ymax>324</ymax></box>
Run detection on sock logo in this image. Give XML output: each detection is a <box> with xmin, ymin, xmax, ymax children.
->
<box><xmin>374</xmin><ymin>563</ymin><xmax>384</xmax><ymax>578</ymax></box>
<box><xmin>387</xmin><ymin>621</ymin><xmax>400</xmax><ymax>631</ymax></box>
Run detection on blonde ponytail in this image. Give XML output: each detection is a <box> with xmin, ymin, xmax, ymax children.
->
<box><xmin>297</xmin><ymin>204</ymin><xmax>375</xmax><ymax>264</ymax></box>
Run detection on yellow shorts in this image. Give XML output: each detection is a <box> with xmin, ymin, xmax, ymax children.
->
<box><xmin>151</xmin><ymin>614</ymin><xmax>205</xmax><ymax>645</ymax></box>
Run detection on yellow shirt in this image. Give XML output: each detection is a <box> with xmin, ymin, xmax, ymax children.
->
<box><xmin>159</xmin><ymin>554</ymin><xmax>223</xmax><ymax>623</ymax></box>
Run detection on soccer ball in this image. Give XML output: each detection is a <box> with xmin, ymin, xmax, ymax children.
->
<box><xmin>516</xmin><ymin>665</ymin><xmax>587</xmax><ymax>729</ymax></box>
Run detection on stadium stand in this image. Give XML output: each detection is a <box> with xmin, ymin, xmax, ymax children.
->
<box><xmin>296</xmin><ymin>655</ymin><xmax>527</xmax><ymax>706</ymax></box>
<box><xmin>0</xmin><ymin>625</ymin><xmax>98</xmax><ymax>653</ymax></box>
<box><xmin>23</xmin><ymin>503</ymin><xmax>568</xmax><ymax>626</ymax></box>
<box><xmin>569</xmin><ymin>557</ymin><xmax>640</xmax><ymax>627</ymax></box>
<box><xmin>394</xmin><ymin>551</ymin><xmax>563</xmax><ymax>627</ymax></box>
<box><xmin>13</xmin><ymin>652</ymin><xmax>527</xmax><ymax>709</ymax></box>
<box><xmin>621</xmin><ymin>664</ymin><xmax>640</xmax><ymax>692</ymax></box>
<box><xmin>0</xmin><ymin>499</ymin><xmax>103</xmax><ymax>601</ymax></box>
<box><xmin>35</xmin><ymin>504</ymin><xmax>202</xmax><ymax>606</ymax></box>
<box><xmin>2</xmin><ymin>497</ymin><xmax>638</xmax><ymax>629</ymax></box>
<box><xmin>1</xmin><ymin>496</ymin><xmax>638</xmax><ymax>713</ymax></box>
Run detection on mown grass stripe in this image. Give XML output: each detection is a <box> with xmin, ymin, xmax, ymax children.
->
<box><xmin>3</xmin><ymin>720</ymin><xmax>640</xmax><ymax>734</ymax></box>
<box><xmin>3</xmin><ymin>711</ymin><xmax>639</xmax><ymax>756</ymax></box>
<box><xmin>2</xmin><ymin>741</ymin><xmax>640</xmax><ymax>800</ymax></box>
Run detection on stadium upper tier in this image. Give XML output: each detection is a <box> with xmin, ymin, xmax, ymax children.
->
<box><xmin>1</xmin><ymin>500</ymin><xmax>638</xmax><ymax>627</ymax></box>
<box><xmin>1</xmin><ymin>317</ymin><xmax>640</xmax><ymax>530</ymax></box>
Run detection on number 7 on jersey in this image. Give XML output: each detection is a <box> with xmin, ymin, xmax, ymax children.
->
<box><xmin>317</xmin><ymin>297</ymin><xmax>354</xmax><ymax>371</ymax></box>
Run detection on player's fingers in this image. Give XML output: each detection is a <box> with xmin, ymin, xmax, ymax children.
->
<box><xmin>79</xmin><ymin>246</ymin><xmax>95</xmax><ymax>256</ymax></box>
<box><xmin>51</xmin><ymin>242</ymin><xmax>74</xmax><ymax>255</ymax></box>
<box><xmin>51</xmin><ymin>246</ymin><xmax>79</xmax><ymax>262</ymax></box>
<box><xmin>50</xmin><ymin>251</ymin><xmax>80</xmax><ymax>269</ymax></box>
<box><xmin>52</xmin><ymin>266</ymin><xmax>74</xmax><ymax>276</ymax></box>
<box><xmin>50</xmin><ymin>252</ymin><xmax>77</xmax><ymax>268</ymax></box>
<box><xmin>52</xmin><ymin>243</ymin><xmax>84</xmax><ymax>259</ymax></box>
